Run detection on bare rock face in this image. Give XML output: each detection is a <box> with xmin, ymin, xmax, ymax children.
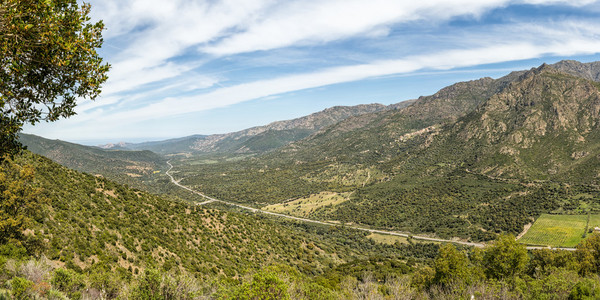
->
<box><xmin>446</xmin><ymin>64</ymin><xmax>600</xmax><ymax>179</ymax></box>
<box><xmin>466</xmin><ymin>65</ymin><xmax>600</xmax><ymax>140</ymax></box>
<box><xmin>571</xmin><ymin>151</ymin><xmax>589</xmax><ymax>160</ymax></box>
<box><xmin>552</xmin><ymin>60</ymin><xmax>600</xmax><ymax>82</ymax></box>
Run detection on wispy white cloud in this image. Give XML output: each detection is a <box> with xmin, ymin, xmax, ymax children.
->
<box><xmin>89</xmin><ymin>0</ymin><xmax>274</xmax><ymax>96</ymax></box>
<box><xmin>202</xmin><ymin>0</ymin><xmax>598</xmax><ymax>56</ymax></box>
<box><xmin>97</xmin><ymin>33</ymin><xmax>600</xmax><ymax>124</ymax></box>
<box><xmin>90</xmin><ymin>0</ymin><xmax>599</xmax><ymax>97</ymax></box>
<box><xmin>201</xmin><ymin>0</ymin><xmax>507</xmax><ymax>55</ymax></box>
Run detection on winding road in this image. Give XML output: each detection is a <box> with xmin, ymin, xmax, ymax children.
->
<box><xmin>166</xmin><ymin>161</ymin><xmax>576</xmax><ymax>251</ymax></box>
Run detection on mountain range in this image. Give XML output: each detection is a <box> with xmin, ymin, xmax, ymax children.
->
<box><xmin>98</xmin><ymin>103</ymin><xmax>412</xmax><ymax>154</ymax></box>
<box><xmin>152</xmin><ymin>60</ymin><xmax>600</xmax><ymax>242</ymax></box>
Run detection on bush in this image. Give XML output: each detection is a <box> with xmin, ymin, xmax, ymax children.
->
<box><xmin>433</xmin><ymin>244</ymin><xmax>470</xmax><ymax>286</ymax></box>
<box><xmin>483</xmin><ymin>235</ymin><xmax>528</xmax><ymax>279</ymax></box>
<box><xmin>9</xmin><ymin>277</ymin><xmax>33</xmax><ymax>300</ymax></box>
<box><xmin>129</xmin><ymin>269</ymin><xmax>162</xmax><ymax>300</ymax></box>
<box><xmin>232</xmin><ymin>270</ymin><xmax>290</xmax><ymax>300</ymax></box>
<box><xmin>0</xmin><ymin>244</ymin><xmax>27</xmax><ymax>260</ymax></box>
<box><xmin>51</xmin><ymin>268</ymin><xmax>85</xmax><ymax>299</ymax></box>
<box><xmin>295</xmin><ymin>282</ymin><xmax>337</xmax><ymax>300</ymax></box>
<box><xmin>46</xmin><ymin>289</ymin><xmax>68</xmax><ymax>300</ymax></box>
<box><xmin>89</xmin><ymin>271</ymin><xmax>121</xmax><ymax>299</ymax></box>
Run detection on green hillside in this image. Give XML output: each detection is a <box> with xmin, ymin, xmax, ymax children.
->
<box><xmin>19</xmin><ymin>134</ymin><xmax>166</xmax><ymax>191</ymax></box>
<box><xmin>15</xmin><ymin>151</ymin><xmax>428</xmax><ymax>272</ymax></box>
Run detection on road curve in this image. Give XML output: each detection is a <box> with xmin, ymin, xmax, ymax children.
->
<box><xmin>165</xmin><ymin>161</ymin><xmax>576</xmax><ymax>251</ymax></box>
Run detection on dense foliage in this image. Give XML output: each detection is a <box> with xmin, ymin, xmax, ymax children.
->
<box><xmin>0</xmin><ymin>0</ymin><xmax>109</xmax><ymax>159</ymax></box>
<box><xmin>4</xmin><ymin>230</ymin><xmax>600</xmax><ymax>299</ymax></box>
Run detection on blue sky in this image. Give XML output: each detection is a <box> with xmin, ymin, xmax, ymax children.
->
<box><xmin>24</xmin><ymin>0</ymin><xmax>600</xmax><ymax>144</ymax></box>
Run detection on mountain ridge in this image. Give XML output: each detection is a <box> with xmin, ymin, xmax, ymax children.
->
<box><xmin>95</xmin><ymin>60</ymin><xmax>600</xmax><ymax>158</ymax></box>
<box><xmin>100</xmin><ymin>103</ymin><xmax>406</xmax><ymax>154</ymax></box>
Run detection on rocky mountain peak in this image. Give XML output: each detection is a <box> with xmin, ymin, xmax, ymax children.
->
<box><xmin>448</xmin><ymin>63</ymin><xmax>600</xmax><ymax>179</ymax></box>
<box><xmin>551</xmin><ymin>60</ymin><xmax>600</xmax><ymax>82</ymax></box>
<box><xmin>474</xmin><ymin>65</ymin><xmax>600</xmax><ymax>136</ymax></box>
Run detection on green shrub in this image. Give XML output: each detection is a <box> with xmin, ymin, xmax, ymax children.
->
<box><xmin>297</xmin><ymin>282</ymin><xmax>337</xmax><ymax>300</ymax></box>
<box><xmin>0</xmin><ymin>289</ymin><xmax>10</xmax><ymax>300</ymax></box>
<box><xmin>0</xmin><ymin>244</ymin><xmax>28</xmax><ymax>260</ymax></box>
<box><xmin>483</xmin><ymin>235</ymin><xmax>528</xmax><ymax>279</ymax></box>
<box><xmin>9</xmin><ymin>277</ymin><xmax>33</xmax><ymax>300</ymax></box>
<box><xmin>89</xmin><ymin>271</ymin><xmax>121</xmax><ymax>299</ymax></box>
<box><xmin>433</xmin><ymin>244</ymin><xmax>470</xmax><ymax>286</ymax></box>
<box><xmin>46</xmin><ymin>289</ymin><xmax>68</xmax><ymax>300</ymax></box>
<box><xmin>129</xmin><ymin>269</ymin><xmax>162</xmax><ymax>300</ymax></box>
<box><xmin>51</xmin><ymin>268</ymin><xmax>85</xmax><ymax>299</ymax></box>
<box><xmin>233</xmin><ymin>271</ymin><xmax>290</xmax><ymax>300</ymax></box>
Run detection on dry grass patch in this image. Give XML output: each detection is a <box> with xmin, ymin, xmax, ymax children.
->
<box><xmin>262</xmin><ymin>192</ymin><xmax>350</xmax><ymax>218</ymax></box>
<box><xmin>366</xmin><ymin>233</ymin><xmax>409</xmax><ymax>245</ymax></box>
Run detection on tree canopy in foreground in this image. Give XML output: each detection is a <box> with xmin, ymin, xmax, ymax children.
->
<box><xmin>0</xmin><ymin>0</ymin><xmax>109</xmax><ymax>159</ymax></box>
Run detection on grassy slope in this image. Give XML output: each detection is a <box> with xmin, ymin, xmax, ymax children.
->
<box><xmin>262</xmin><ymin>192</ymin><xmax>351</xmax><ymax>218</ymax></box>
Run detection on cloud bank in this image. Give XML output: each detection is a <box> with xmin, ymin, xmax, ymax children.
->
<box><xmin>25</xmin><ymin>0</ymin><xmax>600</xmax><ymax>141</ymax></box>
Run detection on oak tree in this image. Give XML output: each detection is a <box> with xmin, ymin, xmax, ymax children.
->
<box><xmin>483</xmin><ymin>234</ymin><xmax>529</xmax><ymax>279</ymax></box>
<box><xmin>0</xmin><ymin>0</ymin><xmax>109</xmax><ymax>159</ymax></box>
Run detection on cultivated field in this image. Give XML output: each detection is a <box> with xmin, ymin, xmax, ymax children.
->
<box><xmin>518</xmin><ymin>214</ymin><xmax>600</xmax><ymax>247</ymax></box>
